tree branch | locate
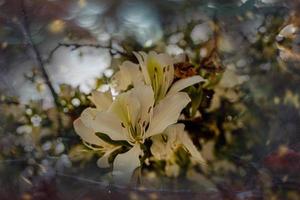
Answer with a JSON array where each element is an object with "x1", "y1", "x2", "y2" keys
[
  {"x1": 19, "y1": 0, "x2": 62, "y2": 133},
  {"x1": 46, "y1": 42, "x2": 131, "y2": 63},
  {"x1": 19, "y1": 0, "x2": 60, "y2": 109},
  {"x1": 0, "y1": 97, "x2": 20, "y2": 105}
]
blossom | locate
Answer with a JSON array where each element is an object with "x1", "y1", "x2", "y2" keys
[
  {"x1": 151, "y1": 124, "x2": 206, "y2": 177},
  {"x1": 74, "y1": 84, "x2": 191, "y2": 181},
  {"x1": 113, "y1": 51, "x2": 205, "y2": 102},
  {"x1": 111, "y1": 61, "x2": 143, "y2": 92}
]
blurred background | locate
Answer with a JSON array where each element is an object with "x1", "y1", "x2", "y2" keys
[{"x1": 0, "y1": 0, "x2": 300, "y2": 199}]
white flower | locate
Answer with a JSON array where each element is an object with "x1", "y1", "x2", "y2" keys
[
  {"x1": 111, "y1": 61, "x2": 143, "y2": 92},
  {"x1": 151, "y1": 124, "x2": 206, "y2": 169},
  {"x1": 113, "y1": 51, "x2": 205, "y2": 102},
  {"x1": 88, "y1": 90, "x2": 113, "y2": 111},
  {"x1": 74, "y1": 84, "x2": 191, "y2": 182}
]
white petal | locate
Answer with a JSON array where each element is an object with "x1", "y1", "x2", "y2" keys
[
  {"x1": 121, "y1": 60, "x2": 140, "y2": 73},
  {"x1": 79, "y1": 108, "x2": 98, "y2": 127},
  {"x1": 92, "y1": 112, "x2": 127, "y2": 141},
  {"x1": 112, "y1": 61, "x2": 142, "y2": 92},
  {"x1": 109, "y1": 90, "x2": 141, "y2": 127},
  {"x1": 97, "y1": 153, "x2": 110, "y2": 168},
  {"x1": 150, "y1": 135, "x2": 169, "y2": 160},
  {"x1": 164, "y1": 65, "x2": 175, "y2": 94},
  {"x1": 73, "y1": 118, "x2": 107, "y2": 147},
  {"x1": 164, "y1": 123, "x2": 207, "y2": 165},
  {"x1": 163, "y1": 124, "x2": 183, "y2": 154},
  {"x1": 122, "y1": 61, "x2": 144, "y2": 87},
  {"x1": 89, "y1": 90, "x2": 112, "y2": 111},
  {"x1": 157, "y1": 52, "x2": 175, "y2": 90},
  {"x1": 97, "y1": 146, "x2": 122, "y2": 168},
  {"x1": 168, "y1": 75, "x2": 205, "y2": 96},
  {"x1": 146, "y1": 92, "x2": 191, "y2": 137},
  {"x1": 113, "y1": 144, "x2": 142, "y2": 184},
  {"x1": 131, "y1": 84, "x2": 154, "y2": 123},
  {"x1": 111, "y1": 70, "x2": 131, "y2": 92},
  {"x1": 133, "y1": 52, "x2": 151, "y2": 84},
  {"x1": 181, "y1": 132, "x2": 206, "y2": 165},
  {"x1": 156, "y1": 52, "x2": 174, "y2": 70},
  {"x1": 165, "y1": 124, "x2": 185, "y2": 144}
]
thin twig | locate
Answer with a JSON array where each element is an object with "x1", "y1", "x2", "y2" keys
[
  {"x1": 19, "y1": 0, "x2": 62, "y2": 132},
  {"x1": 19, "y1": 1, "x2": 60, "y2": 108},
  {"x1": 46, "y1": 42, "x2": 131, "y2": 63},
  {"x1": 0, "y1": 98, "x2": 20, "y2": 105}
]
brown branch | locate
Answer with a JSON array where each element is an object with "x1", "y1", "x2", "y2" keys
[
  {"x1": 46, "y1": 42, "x2": 131, "y2": 63},
  {"x1": 19, "y1": 1, "x2": 60, "y2": 109},
  {"x1": 19, "y1": 0, "x2": 62, "y2": 133},
  {"x1": 0, "y1": 98, "x2": 20, "y2": 105}
]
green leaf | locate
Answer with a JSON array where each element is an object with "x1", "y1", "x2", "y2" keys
[{"x1": 188, "y1": 86, "x2": 203, "y2": 117}]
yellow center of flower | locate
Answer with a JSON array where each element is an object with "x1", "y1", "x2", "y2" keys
[
  {"x1": 147, "y1": 57, "x2": 171, "y2": 102},
  {"x1": 121, "y1": 104, "x2": 146, "y2": 145}
]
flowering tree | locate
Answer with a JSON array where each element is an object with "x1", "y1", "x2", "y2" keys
[{"x1": 0, "y1": 0, "x2": 300, "y2": 199}]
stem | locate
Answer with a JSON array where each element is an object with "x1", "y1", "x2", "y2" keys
[
  {"x1": 19, "y1": 1, "x2": 60, "y2": 109},
  {"x1": 46, "y1": 42, "x2": 131, "y2": 63},
  {"x1": 19, "y1": 0, "x2": 62, "y2": 133}
]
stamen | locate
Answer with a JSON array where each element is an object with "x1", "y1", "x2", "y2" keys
[
  {"x1": 145, "y1": 122, "x2": 150, "y2": 130},
  {"x1": 121, "y1": 122, "x2": 125, "y2": 128},
  {"x1": 147, "y1": 106, "x2": 152, "y2": 113}
]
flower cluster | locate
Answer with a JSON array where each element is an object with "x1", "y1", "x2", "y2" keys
[{"x1": 74, "y1": 51, "x2": 206, "y2": 182}]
